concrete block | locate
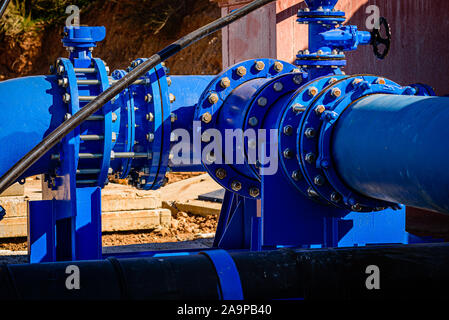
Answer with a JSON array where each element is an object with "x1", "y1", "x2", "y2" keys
[
  {"x1": 175, "y1": 200, "x2": 221, "y2": 217},
  {"x1": 0, "y1": 197, "x2": 28, "y2": 218},
  {"x1": 0, "y1": 217, "x2": 27, "y2": 238},
  {"x1": 101, "y1": 209, "x2": 172, "y2": 232},
  {"x1": 0, "y1": 183, "x2": 25, "y2": 197}
]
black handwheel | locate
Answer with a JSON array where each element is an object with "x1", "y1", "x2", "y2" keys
[{"x1": 370, "y1": 17, "x2": 391, "y2": 60}]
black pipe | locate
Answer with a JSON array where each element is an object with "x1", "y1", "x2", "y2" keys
[
  {"x1": 0, "y1": 0, "x2": 10, "y2": 19},
  {"x1": 1, "y1": 244, "x2": 449, "y2": 300},
  {"x1": 0, "y1": 0, "x2": 275, "y2": 194}
]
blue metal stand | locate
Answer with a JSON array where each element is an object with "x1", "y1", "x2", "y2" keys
[{"x1": 29, "y1": 187, "x2": 101, "y2": 263}]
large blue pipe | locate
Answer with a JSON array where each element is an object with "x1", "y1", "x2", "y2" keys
[
  {"x1": 0, "y1": 75, "x2": 64, "y2": 179},
  {"x1": 332, "y1": 94, "x2": 449, "y2": 214}
]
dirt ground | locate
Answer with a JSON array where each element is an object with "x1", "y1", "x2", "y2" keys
[{"x1": 0, "y1": 210, "x2": 217, "y2": 252}]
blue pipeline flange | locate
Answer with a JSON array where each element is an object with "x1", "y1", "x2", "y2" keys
[
  {"x1": 243, "y1": 71, "x2": 305, "y2": 180},
  {"x1": 278, "y1": 74, "x2": 345, "y2": 199},
  {"x1": 295, "y1": 74, "x2": 417, "y2": 213},
  {"x1": 113, "y1": 58, "x2": 172, "y2": 190},
  {"x1": 53, "y1": 55, "x2": 113, "y2": 189},
  {"x1": 194, "y1": 59, "x2": 298, "y2": 198}
]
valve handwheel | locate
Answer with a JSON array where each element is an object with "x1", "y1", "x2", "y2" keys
[{"x1": 370, "y1": 17, "x2": 391, "y2": 60}]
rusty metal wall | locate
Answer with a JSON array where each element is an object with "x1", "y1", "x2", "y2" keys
[{"x1": 215, "y1": 0, "x2": 449, "y2": 94}]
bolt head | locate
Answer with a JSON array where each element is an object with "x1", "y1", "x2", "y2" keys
[
  {"x1": 167, "y1": 77, "x2": 172, "y2": 86},
  {"x1": 283, "y1": 125, "x2": 293, "y2": 136},
  {"x1": 58, "y1": 78, "x2": 68, "y2": 87},
  {"x1": 292, "y1": 170, "x2": 302, "y2": 181},
  {"x1": 248, "y1": 117, "x2": 258, "y2": 127},
  {"x1": 111, "y1": 132, "x2": 117, "y2": 143},
  {"x1": 236, "y1": 66, "x2": 247, "y2": 77},
  {"x1": 231, "y1": 180, "x2": 242, "y2": 192},
  {"x1": 375, "y1": 78, "x2": 386, "y2": 85},
  {"x1": 64, "y1": 113, "x2": 71, "y2": 121},
  {"x1": 257, "y1": 97, "x2": 268, "y2": 107},
  {"x1": 314, "y1": 175, "x2": 325, "y2": 186},
  {"x1": 147, "y1": 133, "x2": 155, "y2": 142},
  {"x1": 145, "y1": 94, "x2": 153, "y2": 103},
  {"x1": 273, "y1": 61, "x2": 284, "y2": 73},
  {"x1": 292, "y1": 103, "x2": 306, "y2": 113},
  {"x1": 351, "y1": 204, "x2": 362, "y2": 212},
  {"x1": 308, "y1": 87, "x2": 318, "y2": 97},
  {"x1": 249, "y1": 187, "x2": 260, "y2": 198},
  {"x1": 293, "y1": 74, "x2": 303, "y2": 85},
  {"x1": 331, "y1": 192, "x2": 341, "y2": 202},
  {"x1": 62, "y1": 93, "x2": 71, "y2": 103},
  {"x1": 331, "y1": 87, "x2": 341, "y2": 98},
  {"x1": 315, "y1": 105, "x2": 326, "y2": 115},
  {"x1": 307, "y1": 187, "x2": 318, "y2": 198},
  {"x1": 305, "y1": 128, "x2": 316, "y2": 138},
  {"x1": 283, "y1": 148, "x2": 293, "y2": 159},
  {"x1": 57, "y1": 65, "x2": 65, "y2": 75},
  {"x1": 352, "y1": 78, "x2": 363, "y2": 87},
  {"x1": 273, "y1": 82, "x2": 284, "y2": 92},
  {"x1": 112, "y1": 112, "x2": 118, "y2": 122},
  {"x1": 169, "y1": 93, "x2": 176, "y2": 103},
  {"x1": 171, "y1": 113, "x2": 177, "y2": 122},
  {"x1": 220, "y1": 77, "x2": 231, "y2": 88},
  {"x1": 305, "y1": 152, "x2": 316, "y2": 164},
  {"x1": 254, "y1": 61, "x2": 265, "y2": 71},
  {"x1": 202, "y1": 112, "x2": 212, "y2": 124},
  {"x1": 208, "y1": 93, "x2": 219, "y2": 104},
  {"x1": 216, "y1": 168, "x2": 227, "y2": 179},
  {"x1": 146, "y1": 112, "x2": 154, "y2": 122}
]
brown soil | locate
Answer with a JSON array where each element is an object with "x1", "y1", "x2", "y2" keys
[
  {"x1": 0, "y1": 0, "x2": 222, "y2": 79},
  {"x1": 0, "y1": 211, "x2": 217, "y2": 251},
  {"x1": 103, "y1": 211, "x2": 217, "y2": 246}
]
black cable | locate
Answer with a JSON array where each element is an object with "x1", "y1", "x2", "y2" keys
[
  {"x1": 0, "y1": 0, "x2": 11, "y2": 19},
  {"x1": 0, "y1": 0, "x2": 275, "y2": 194}
]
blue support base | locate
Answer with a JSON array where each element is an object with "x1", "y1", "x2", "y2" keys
[{"x1": 28, "y1": 187, "x2": 102, "y2": 263}]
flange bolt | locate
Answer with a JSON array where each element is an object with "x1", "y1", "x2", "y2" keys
[
  {"x1": 220, "y1": 77, "x2": 231, "y2": 88},
  {"x1": 236, "y1": 66, "x2": 247, "y2": 77},
  {"x1": 231, "y1": 180, "x2": 242, "y2": 191},
  {"x1": 273, "y1": 61, "x2": 284, "y2": 73},
  {"x1": 216, "y1": 168, "x2": 227, "y2": 180},
  {"x1": 202, "y1": 112, "x2": 212, "y2": 123},
  {"x1": 254, "y1": 61, "x2": 265, "y2": 71},
  {"x1": 249, "y1": 187, "x2": 260, "y2": 198},
  {"x1": 208, "y1": 93, "x2": 219, "y2": 104}
]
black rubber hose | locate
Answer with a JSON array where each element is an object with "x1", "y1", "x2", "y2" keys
[
  {"x1": 0, "y1": 0, "x2": 10, "y2": 19},
  {"x1": 0, "y1": 0, "x2": 275, "y2": 194},
  {"x1": 1, "y1": 245, "x2": 449, "y2": 300}
]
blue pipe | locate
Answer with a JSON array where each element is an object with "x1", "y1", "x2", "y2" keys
[
  {"x1": 168, "y1": 75, "x2": 214, "y2": 172},
  {"x1": 332, "y1": 94, "x2": 449, "y2": 214},
  {"x1": 0, "y1": 75, "x2": 64, "y2": 179}
]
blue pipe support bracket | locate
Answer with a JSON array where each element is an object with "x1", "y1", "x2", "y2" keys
[{"x1": 332, "y1": 94, "x2": 449, "y2": 214}]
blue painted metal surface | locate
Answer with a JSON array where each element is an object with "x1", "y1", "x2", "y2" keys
[
  {"x1": 1, "y1": 0, "x2": 447, "y2": 266},
  {"x1": 332, "y1": 94, "x2": 449, "y2": 214},
  {"x1": 200, "y1": 250, "x2": 244, "y2": 300}
]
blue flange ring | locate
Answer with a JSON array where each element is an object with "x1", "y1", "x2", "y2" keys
[
  {"x1": 279, "y1": 75, "x2": 345, "y2": 198},
  {"x1": 298, "y1": 74, "x2": 416, "y2": 212},
  {"x1": 195, "y1": 59, "x2": 298, "y2": 198}
]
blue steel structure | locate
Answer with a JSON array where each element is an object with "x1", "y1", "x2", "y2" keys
[{"x1": 0, "y1": 0, "x2": 447, "y2": 266}]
